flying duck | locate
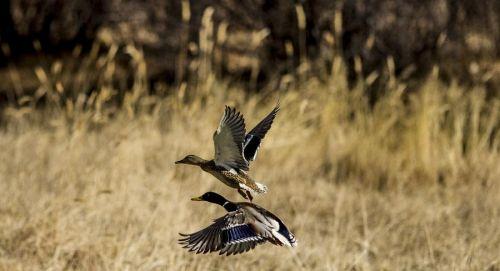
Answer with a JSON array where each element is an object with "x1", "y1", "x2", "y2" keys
[
  {"x1": 175, "y1": 104, "x2": 279, "y2": 201},
  {"x1": 179, "y1": 192, "x2": 297, "y2": 255}
]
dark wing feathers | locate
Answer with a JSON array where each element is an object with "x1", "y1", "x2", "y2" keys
[
  {"x1": 222, "y1": 106, "x2": 246, "y2": 151},
  {"x1": 213, "y1": 106, "x2": 249, "y2": 170},
  {"x1": 243, "y1": 105, "x2": 279, "y2": 162},
  {"x1": 179, "y1": 216, "x2": 227, "y2": 253},
  {"x1": 179, "y1": 210, "x2": 266, "y2": 255},
  {"x1": 219, "y1": 233, "x2": 265, "y2": 256},
  {"x1": 213, "y1": 104, "x2": 280, "y2": 167},
  {"x1": 226, "y1": 224, "x2": 256, "y2": 243},
  {"x1": 247, "y1": 105, "x2": 280, "y2": 138}
]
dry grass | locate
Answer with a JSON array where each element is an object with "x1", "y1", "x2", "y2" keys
[
  {"x1": 0, "y1": 16, "x2": 499, "y2": 267},
  {"x1": 0, "y1": 66, "x2": 499, "y2": 270}
]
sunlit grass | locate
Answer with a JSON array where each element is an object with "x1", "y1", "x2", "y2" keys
[
  {"x1": 0, "y1": 10, "x2": 499, "y2": 267},
  {"x1": 0, "y1": 62, "x2": 498, "y2": 270}
]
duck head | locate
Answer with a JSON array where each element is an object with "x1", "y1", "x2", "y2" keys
[
  {"x1": 191, "y1": 192, "x2": 227, "y2": 204},
  {"x1": 175, "y1": 155, "x2": 207, "y2": 166},
  {"x1": 191, "y1": 192, "x2": 238, "y2": 211}
]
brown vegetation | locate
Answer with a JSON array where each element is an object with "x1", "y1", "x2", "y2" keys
[
  {"x1": 0, "y1": 50, "x2": 499, "y2": 269},
  {"x1": 0, "y1": 1, "x2": 499, "y2": 270}
]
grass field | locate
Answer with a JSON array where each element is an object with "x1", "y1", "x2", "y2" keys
[{"x1": 0, "y1": 56, "x2": 499, "y2": 270}]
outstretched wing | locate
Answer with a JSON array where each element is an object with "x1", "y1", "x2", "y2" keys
[
  {"x1": 243, "y1": 104, "x2": 280, "y2": 162},
  {"x1": 178, "y1": 210, "x2": 266, "y2": 255},
  {"x1": 213, "y1": 106, "x2": 249, "y2": 171}
]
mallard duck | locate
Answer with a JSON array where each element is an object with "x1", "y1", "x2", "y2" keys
[
  {"x1": 179, "y1": 192, "x2": 297, "y2": 255},
  {"x1": 175, "y1": 104, "x2": 279, "y2": 201}
]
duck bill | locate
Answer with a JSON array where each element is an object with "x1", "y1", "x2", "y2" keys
[
  {"x1": 191, "y1": 196, "x2": 203, "y2": 201},
  {"x1": 175, "y1": 158, "x2": 186, "y2": 164}
]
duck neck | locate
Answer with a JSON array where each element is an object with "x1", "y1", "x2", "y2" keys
[
  {"x1": 221, "y1": 201, "x2": 238, "y2": 212},
  {"x1": 199, "y1": 159, "x2": 215, "y2": 169},
  {"x1": 193, "y1": 157, "x2": 210, "y2": 167},
  {"x1": 208, "y1": 193, "x2": 238, "y2": 212}
]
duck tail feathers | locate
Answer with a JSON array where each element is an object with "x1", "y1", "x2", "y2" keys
[
  {"x1": 255, "y1": 182, "x2": 268, "y2": 193},
  {"x1": 272, "y1": 229, "x2": 297, "y2": 247}
]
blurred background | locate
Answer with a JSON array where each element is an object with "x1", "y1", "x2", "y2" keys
[{"x1": 0, "y1": 0, "x2": 499, "y2": 270}]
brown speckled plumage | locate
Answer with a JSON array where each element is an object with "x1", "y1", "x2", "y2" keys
[{"x1": 175, "y1": 104, "x2": 278, "y2": 201}]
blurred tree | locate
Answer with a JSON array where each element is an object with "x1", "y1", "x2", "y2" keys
[{"x1": 0, "y1": 0, "x2": 498, "y2": 101}]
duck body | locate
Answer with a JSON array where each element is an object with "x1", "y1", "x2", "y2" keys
[
  {"x1": 176, "y1": 157, "x2": 267, "y2": 200},
  {"x1": 233, "y1": 202, "x2": 296, "y2": 247},
  {"x1": 200, "y1": 160, "x2": 248, "y2": 189},
  {"x1": 176, "y1": 104, "x2": 278, "y2": 200},
  {"x1": 179, "y1": 192, "x2": 297, "y2": 255}
]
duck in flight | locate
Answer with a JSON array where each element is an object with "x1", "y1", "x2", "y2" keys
[
  {"x1": 179, "y1": 192, "x2": 297, "y2": 255},
  {"x1": 175, "y1": 104, "x2": 279, "y2": 201}
]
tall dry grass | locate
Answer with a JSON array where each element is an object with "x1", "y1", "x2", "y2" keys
[
  {"x1": 0, "y1": 56, "x2": 499, "y2": 270},
  {"x1": 0, "y1": 10, "x2": 499, "y2": 269}
]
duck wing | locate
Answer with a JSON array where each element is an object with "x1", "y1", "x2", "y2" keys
[
  {"x1": 240, "y1": 203, "x2": 297, "y2": 247},
  {"x1": 178, "y1": 209, "x2": 266, "y2": 255},
  {"x1": 213, "y1": 106, "x2": 249, "y2": 171},
  {"x1": 243, "y1": 104, "x2": 279, "y2": 162}
]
